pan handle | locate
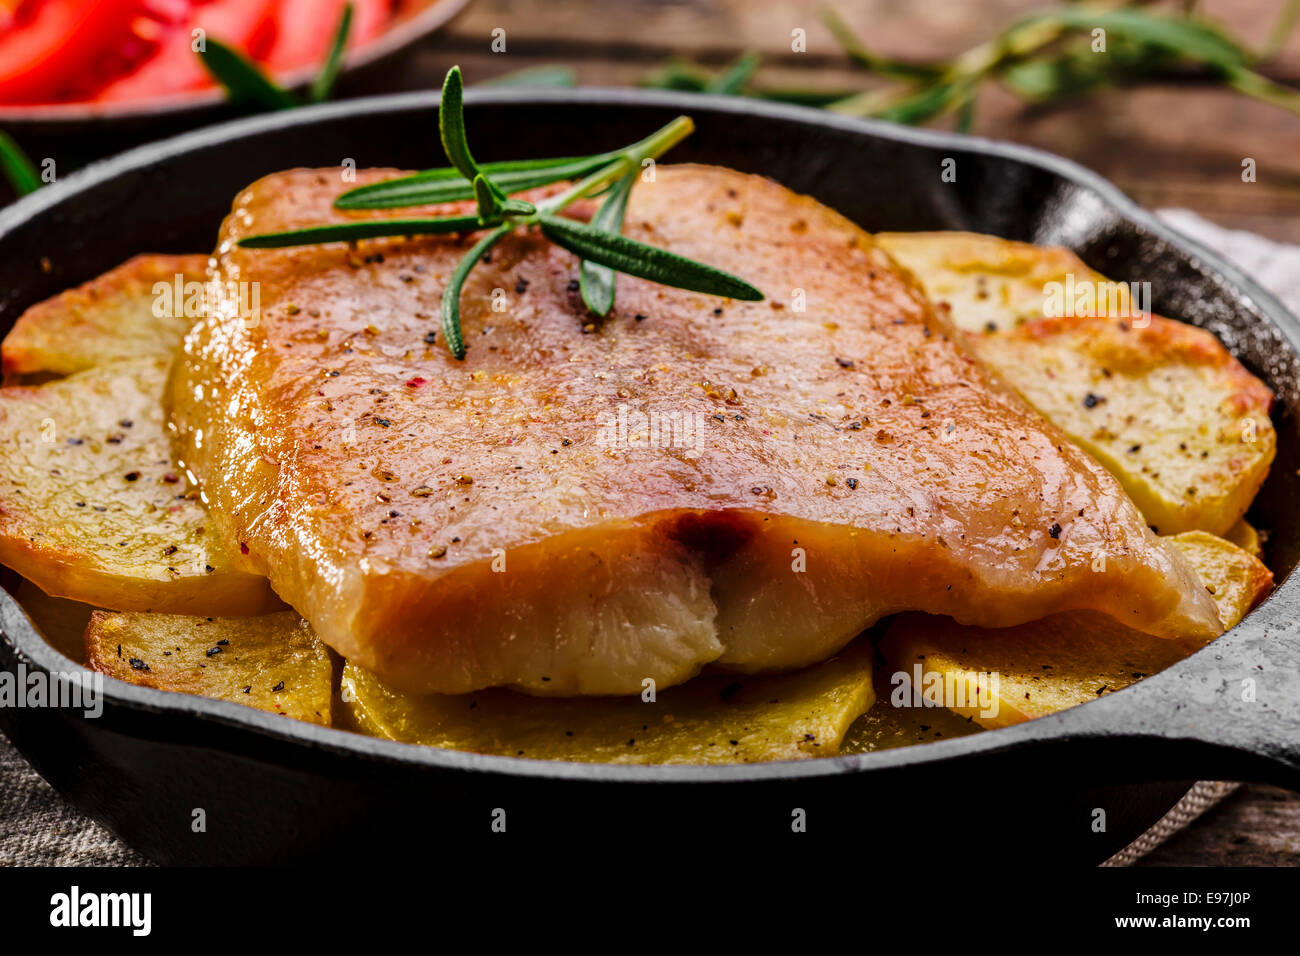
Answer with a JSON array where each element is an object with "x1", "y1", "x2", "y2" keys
[{"x1": 1037, "y1": 601, "x2": 1300, "y2": 791}]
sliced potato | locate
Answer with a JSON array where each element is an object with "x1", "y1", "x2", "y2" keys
[
  {"x1": 878, "y1": 531, "x2": 1271, "y2": 729},
  {"x1": 1224, "y1": 518, "x2": 1263, "y2": 559},
  {"x1": 85, "y1": 610, "x2": 333, "y2": 725},
  {"x1": 878, "y1": 230, "x2": 1095, "y2": 334},
  {"x1": 0, "y1": 357, "x2": 280, "y2": 614},
  {"x1": 2, "y1": 253, "x2": 205, "y2": 381},
  {"x1": 342, "y1": 638, "x2": 875, "y2": 764},
  {"x1": 879, "y1": 610, "x2": 1190, "y2": 730},
  {"x1": 1167, "y1": 530, "x2": 1273, "y2": 630},
  {"x1": 879, "y1": 231, "x2": 1276, "y2": 536},
  {"x1": 840, "y1": 697, "x2": 981, "y2": 753},
  {"x1": 971, "y1": 315, "x2": 1274, "y2": 536}
]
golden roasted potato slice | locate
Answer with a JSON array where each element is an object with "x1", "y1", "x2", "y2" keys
[
  {"x1": 1224, "y1": 518, "x2": 1263, "y2": 559},
  {"x1": 3, "y1": 253, "x2": 205, "y2": 379},
  {"x1": 878, "y1": 531, "x2": 1271, "y2": 730},
  {"x1": 342, "y1": 638, "x2": 875, "y2": 764},
  {"x1": 879, "y1": 610, "x2": 1190, "y2": 730},
  {"x1": 2, "y1": 254, "x2": 205, "y2": 381},
  {"x1": 970, "y1": 315, "x2": 1274, "y2": 536},
  {"x1": 0, "y1": 357, "x2": 280, "y2": 614},
  {"x1": 1167, "y1": 530, "x2": 1273, "y2": 629},
  {"x1": 841, "y1": 697, "x2": 981, "y2": 753},
  {"x1": 85, "y1": 610, "x2": 333, "y2": 725},
  {"x1": 878, "y1": 231, "x2": 1276, "y2": 536},
  {"x1": 878, "y1": 230, "x2": 1095, "y2": 333}
]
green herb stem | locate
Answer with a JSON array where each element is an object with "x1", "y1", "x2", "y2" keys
[
  {"x1": 441, "y1": 223, "x2": 511, "y2": 359},
  {"x1": 540, "y1": 116, "x2": 694, "y2": 213},
  {"x1": 241, "y1": 66, "x2": 758, "y2": 360}
]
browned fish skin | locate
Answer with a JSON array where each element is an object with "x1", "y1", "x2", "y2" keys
[{"x1": 169, "y1": 164, "x2": 1220, "y2": 695}]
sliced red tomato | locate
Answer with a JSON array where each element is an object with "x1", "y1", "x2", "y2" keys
[
  {"x1": 264, "y1": 0, "x2": 393, "y2": 74},
  {"x1": 96, "y1": 0, "x2": 279, "y2": 101},
  {"x1": 0, "y1": 0, "x2": 149, "y2": 104}
]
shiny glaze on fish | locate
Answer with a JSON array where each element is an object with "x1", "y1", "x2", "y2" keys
[{"x1": 168, "y1": 164, "x2": 1220, "y2": 695}]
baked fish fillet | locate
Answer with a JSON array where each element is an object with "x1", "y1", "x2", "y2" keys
[{"x1": 169, "y1": 164, "x2": 1221, "y2": 695}]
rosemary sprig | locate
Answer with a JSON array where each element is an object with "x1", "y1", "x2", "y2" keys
[
  {"x1": 826, "y1": 2, "x2": 1300, "y2": 121},
  {"x1": 238, "y1": 65, "x2": 764, "y2": 359},
  {"x1": 642, "y1": 2, "x2": 1300, "y2": 128}
]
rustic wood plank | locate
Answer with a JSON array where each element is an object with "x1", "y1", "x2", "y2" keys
[
  {"x1": 1139, "y1": 785, "x2": 1300, "y2": 866},
  {"x1": 442, "y1": 0, "x2": 1300, "y2": 76},
  {"x1": 388, "y1": 0, "x2": 1300, "y2": 243}
]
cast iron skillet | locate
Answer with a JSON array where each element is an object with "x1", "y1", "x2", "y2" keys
[{"x1": 1, "y1": 90, "x2": 1298, "y2": 866}]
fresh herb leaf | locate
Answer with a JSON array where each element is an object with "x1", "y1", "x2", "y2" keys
[
  {"x1": 580, "y1": 171, "x2": 636, "y2": 316},
  {"x1": 705, "y1": 52, "x2": 760, "y2": 95},
  {"x1": 237, "y1": 216, "x2": 483, "y2": 248},
  {"x1": 481, "y1": 65, "x2": 578, "y2": 87},
  {"x1": 1224, "y1": 65, "x2": 1300, "y2": 116},
  {"x1": 334, "y1": 153, "x2": 622, "y2": 209},
  {"x1": 198, "y1": 38, "x2": 297, "y2": 110},
  {"x1": 1052, "y1": 8, "x2": 1248, "y2": 70},
  {"x1": 472, "y1": 173, "x2": 504, "y2": 223},
  {"x1": 540, "y1": 213, "x2": 763, "y2": 302},
  {"x1": 241, "y1": 67, "x2": 760, "y2": 359},
  {"x1": 501, "y1": 198, "x2": 538, "y2": 217},
  {"x1": 955, "y1": 92, "x2": 975, "y2": 134},
  {"x1": 310, "y1": 2, "x2": 354, "y2": 104},
  {"x1": 821, "y1": 8, "x2": 944, "y2": 80},
  {"x1": 874, "y1": 81, "x2": 964, "y2": 124},
  {"x1": 0, "y1": 130, "x2": 41, "y2": 196},
  {"x1": 756, "y1": 87, "x2": 857, "y2": 107},
  {"x1": 1264, "y1": 0, "x2": 1300, "y2": 58},
  {"x1": 442, "y1": 224, "x2": 512, "y2": 359},
  {"x1": 439, "y1": 66, "x2": 507, "y2": 211},
  {"x1": 643, "y1": 60, "x2": 711, "y2": 92},
  {"x1": 673, "y1": 4, "x2": 1300, "y2": 133}
]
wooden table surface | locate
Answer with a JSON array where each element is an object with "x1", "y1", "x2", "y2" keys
[
  {"x1": 377, "y1": 0, "x2": 1300, "y2": 245},
  {"x1": 398, "y1": 0, "x2": 1300, "y2": 866}
]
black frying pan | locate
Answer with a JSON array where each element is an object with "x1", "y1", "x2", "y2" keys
[{"x1": 1, "y1": 90, "x2": 1297, "y2": 866}]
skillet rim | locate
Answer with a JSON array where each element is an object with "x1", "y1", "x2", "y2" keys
[{"x1": 1, "y1": 86, "x2": 1297, "y2": 786}]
